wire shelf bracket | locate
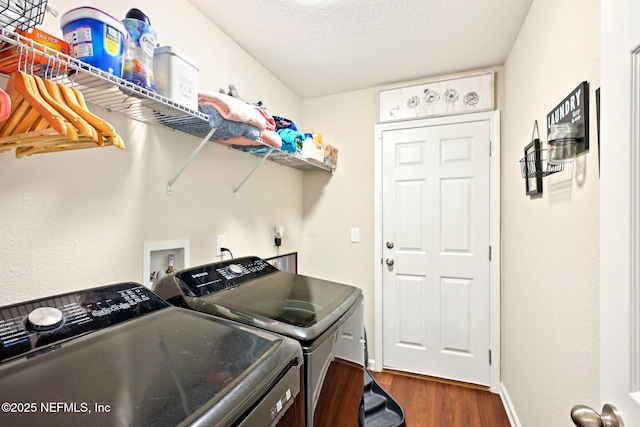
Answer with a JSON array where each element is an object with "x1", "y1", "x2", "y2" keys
[
  {"x1": 232, "y1": 147, "x2": 275, "y2": 199},
  {"x1": 167, "y1": 127, "x2": 217, "y2": 195}
]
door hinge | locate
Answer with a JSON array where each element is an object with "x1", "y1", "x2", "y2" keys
[
  {"x1": 489, "y1": 349, "x2": 492, "y2": 366},
  {"x1": 489, "y1": 246, "x2": 492, "y2": 262},
  {"x1": 489, "y1": 140, "x2": 492, "y2": 156}
]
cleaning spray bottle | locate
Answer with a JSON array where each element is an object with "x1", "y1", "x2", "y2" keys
[{"x1": 121, "y1": 8, "x2": 156, "y2": 91}]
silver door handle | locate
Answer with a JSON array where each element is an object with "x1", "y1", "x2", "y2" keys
[
  {"x1": 386, "y1": 241, "x2": 394, "y2": 249},
  {"x1": 571, "y1": 403, "x2": 624, "y2": 427},
  {"x1": 386, "y1": 258, "x2": 394, "y2": 266}
]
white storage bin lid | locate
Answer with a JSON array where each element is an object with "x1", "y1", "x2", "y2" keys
[{"x1": 154, "y1": 46, "x2": 199, "y2": 71}]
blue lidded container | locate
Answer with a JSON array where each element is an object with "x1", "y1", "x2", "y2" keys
[{"x1": 60, "y1": 7, "x2": 127, "y2": 77}]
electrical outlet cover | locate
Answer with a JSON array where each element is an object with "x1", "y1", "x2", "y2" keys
[{"x1": 216, "y1": 235, "x2": 226, "y2": 256}]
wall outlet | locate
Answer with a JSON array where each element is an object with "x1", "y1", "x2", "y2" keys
[{"x1": 216, "y1": 234, "x2": 226, "y2": 256}]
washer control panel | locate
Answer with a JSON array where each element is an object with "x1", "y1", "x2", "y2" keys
[
  {"x1": 0, "y1": 283, "x2": 168, "y2": 363},
  {"x1": 175, "y1": 256, "x2": 279, "y2": 297}
]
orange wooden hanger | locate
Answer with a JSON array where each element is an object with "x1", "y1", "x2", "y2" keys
[
  {"x1": 0, "y1": 97, "x2": 32, "y2": 138},
  {"x1": 58, "y1": 84, "x2": 124, "y2": 149},
  {"x1": 35, "y1": 76, "x2": 98, "y2": 143},
  {"x1": 0, "y1": 71, "x2": 125, "y2": 156},
  {"x1": 5, "y1": 71, "x2": 71, "y2": 139}
]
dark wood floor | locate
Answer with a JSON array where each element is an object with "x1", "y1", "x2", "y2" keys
[{"x1": 371, "y1": 370, "x2": 511, "y2": 427}]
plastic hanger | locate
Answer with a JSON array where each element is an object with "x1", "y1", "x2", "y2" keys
[{"x1": 0, "y1": 88, "x2": 10, "y2": 122}]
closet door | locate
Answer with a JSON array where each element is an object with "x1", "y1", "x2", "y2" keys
[{"x1": 380, "y1": 117, "x2": 491, "y2": 386}]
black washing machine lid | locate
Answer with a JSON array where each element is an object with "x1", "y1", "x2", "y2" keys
[
  {"x1": 172, "y1": 257, "x2": 362, "y2": 342},
  {"x1": 0, "y1": 283, "x2": 302, "y2": 426}
]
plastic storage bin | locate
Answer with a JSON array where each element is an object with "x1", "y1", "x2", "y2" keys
[{"x1": 153, "y1": 46, "x2": 199, "y2": 110}]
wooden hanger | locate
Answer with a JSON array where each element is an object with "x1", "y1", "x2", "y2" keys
[
  {"x1": 4, "y1": 71, "x2": 72, "y2": 139},
  {"x1": 0, "y1": 79, "x2": 35, "y2": 138},
  {"x1": 0, "y1": 71, "x2": 125, "y2": 156},
  {"x1": 35, "y1": 76, "x2": 98, "y2": 143},
  {"x1": 16, "y1": 136, "x2": 103, "y2": 157},
  {"x1": 0, "y1": 97, "x2": 32, "y2": 138},
  {"x1": 71, "y1": 85, "x2": 124, "y2": 150},
  {"x1": 58, "y1": 84, "x2": 124, "y2": 149}
]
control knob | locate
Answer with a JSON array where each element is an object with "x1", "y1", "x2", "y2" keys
[
  {"x1": 228, "y1": 264, "x2": 244, "y2": 275},
  {"x1": 26, "y1": 307, "x2": 64, "y2": 331}
]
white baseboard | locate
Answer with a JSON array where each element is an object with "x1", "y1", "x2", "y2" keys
[
  {"x1": 367, "y1": 358, "x2": 376, "y2": 370},
  {"x1": 499, "y1": 382, "x2": 521, "y2": 427}
]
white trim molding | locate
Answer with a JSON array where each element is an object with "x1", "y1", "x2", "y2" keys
[
  {"x1": 630, "y1": 44, "x2": 640, "y2": 398},
  {"x1": 500, "y1": 382, "x2": 522, "y2": 427}
]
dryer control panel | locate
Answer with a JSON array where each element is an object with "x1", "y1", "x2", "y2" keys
[
  {"x1": 175, "y1": 256, "x2": 279, "y2": 297},
  {"x1": 0, "y1": 283, "x2": 168, "y2": 363}
]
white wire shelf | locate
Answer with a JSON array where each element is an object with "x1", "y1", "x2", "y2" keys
[{"x1": 0, "y1": 26, "x2": 334, "y2": 176}]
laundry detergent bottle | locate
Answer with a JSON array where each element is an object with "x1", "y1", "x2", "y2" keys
[{"x1": 121, "y1": 8, "x2": 156, "y2": 91}]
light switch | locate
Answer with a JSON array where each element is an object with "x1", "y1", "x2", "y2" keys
[{"x1": 351, "y1": 228, "x2": 360, "y2": 243}]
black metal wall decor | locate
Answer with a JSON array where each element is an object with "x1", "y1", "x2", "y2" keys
[
  {"x1": 520, "y1": 121, "x2": 564, "y2": 196},
  {"x1": 596, "y1": 87, "x2": 600, "y2": 176},
  {"x1": 546, "y1": 81, "x2": 590, "y2": 154},
  {"x1": 523, "y1": 138, "x2": 543, "y2": 196}
]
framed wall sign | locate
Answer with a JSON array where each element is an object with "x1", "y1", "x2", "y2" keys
[
  {"x1": 524, "y1": 138, "x2": 543, "y2": 196},
  {"x1": 377, "y1": 70, "x2": 495, "y2": 123},
  {"x1": 546, "y1": 81, "x2": 590, "y2": 154}
]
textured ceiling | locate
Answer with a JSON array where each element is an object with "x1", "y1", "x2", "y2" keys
[{"x1": 187, "y1": 0, "x2": 533, "y2": 99}]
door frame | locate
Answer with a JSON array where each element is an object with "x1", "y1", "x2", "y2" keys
[
  {"x1": 600, "y1": 0, "x2": 640, "y2": 420},
  {"x1": 373, "y1": 110, "x2": 501, "y2": 392}
]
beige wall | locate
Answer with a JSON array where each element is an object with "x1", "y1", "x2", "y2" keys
[
  {"x1": 501, "y1": 0, "x2": 600, "y2": 424},
  {"x1": 0, "y1": 0, "x2": 305, "y2": 305},
  {"x1": 299, "y1": 89, "x2": 378, "y2": 342}
]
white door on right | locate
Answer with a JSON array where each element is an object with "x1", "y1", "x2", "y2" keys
[
  {"x1": 381, "y1": 118, "x2": 491, "y2": 386},
  {"x1": 594, "y1": 0, "x2": 640, "y2": 426}
]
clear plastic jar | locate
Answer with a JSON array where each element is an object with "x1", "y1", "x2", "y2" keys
[
  {"x1": 548, "y1": 123, "x2": 577, "y2": 164},
  {"x1": 122, "y1": 8, "x2": 157, "y2": 91}
]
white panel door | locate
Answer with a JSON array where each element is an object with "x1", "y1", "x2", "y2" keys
[
  {"x1": 594, "y1": 0, "x2": 640, "y2": 425},
  {"x1": 381, "y1": 119, "x2": 491, "y2": 386}
]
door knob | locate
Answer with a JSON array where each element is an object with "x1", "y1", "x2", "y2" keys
[
  {"x1": 571, "y1": 403, "x2": 624, "y2": 427},
  {"x1": 386, "y1": 241, "x2": 394, "y2": 249},
  {"x1": 386, "y1": 258, "x2": 394, "y2": 266}
]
